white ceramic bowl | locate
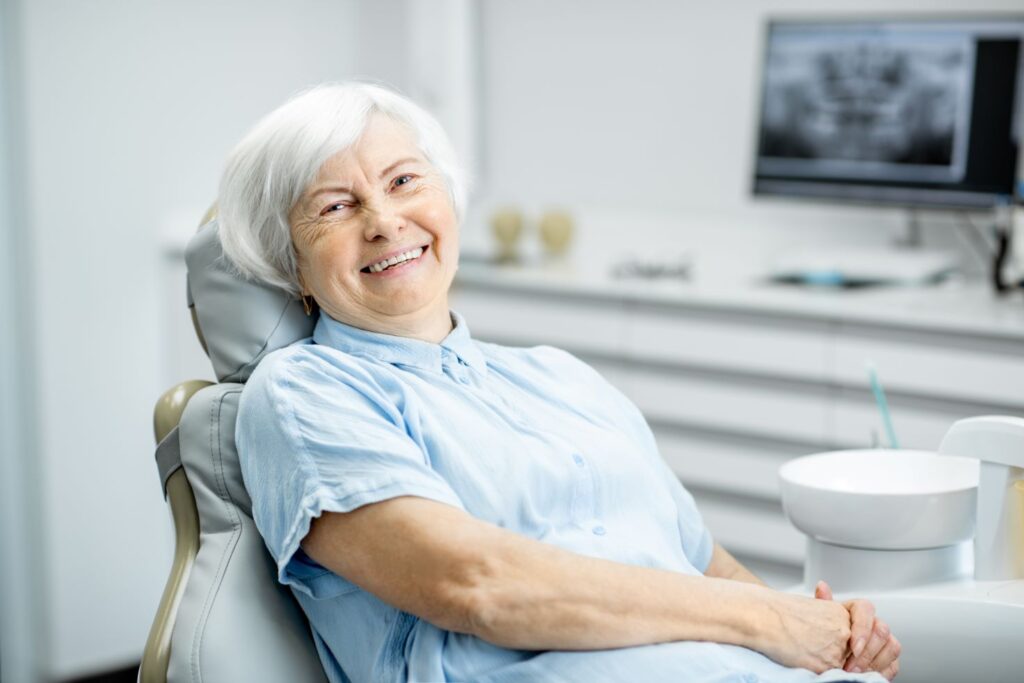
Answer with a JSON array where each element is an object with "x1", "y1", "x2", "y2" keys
[{"x1": 779, "y1": 450, "x2": 979, "y2": 550}]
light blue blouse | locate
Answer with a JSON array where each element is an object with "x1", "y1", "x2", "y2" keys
[{"x1": 237, "y1": 312, "x2": 882, "y2": 683}]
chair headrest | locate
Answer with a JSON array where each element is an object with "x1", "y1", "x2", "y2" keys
[{"x1": 186, "y1": 220, "x2": 316, "y2": 382}]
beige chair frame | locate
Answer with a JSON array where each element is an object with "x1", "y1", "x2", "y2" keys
[
  {"x1": 140, "y1": 379, "x2": 212, "y2": 683},
  {"x1": 140, "y1": 205, "x2": 221, "y2": 683}
]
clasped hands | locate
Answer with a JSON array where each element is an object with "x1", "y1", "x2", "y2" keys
[{"x1": 815, "y1": 580, "x2": 901, "y2": 680}]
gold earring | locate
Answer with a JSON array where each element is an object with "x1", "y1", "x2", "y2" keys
[{"x1": 302, "y1": 295, "x2": 313, "y2": 316}]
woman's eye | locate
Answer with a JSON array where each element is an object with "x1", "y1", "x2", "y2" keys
[
  {"x1": 321, "y1": 202, "x2": 350, "y2": 216},
  {"x1": 393, "y1": 174, "x2": 415, "y2": 189}
]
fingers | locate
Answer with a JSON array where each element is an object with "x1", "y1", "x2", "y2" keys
[
  {"x1": 869, "y1": 635, "x2": 901, "y2": 680},
  {"x1": 843, "y1": 599, "x2": 876, "y2": 660},
  {"x1": 844, "y1": 618, "x2": 891, "y2": 674},
  {"x1": 810, "y1": 588, "x2": 897, "y2": 677},
  {"x1": 880, "y1": 650, "x2": 901, "y2": 681}
]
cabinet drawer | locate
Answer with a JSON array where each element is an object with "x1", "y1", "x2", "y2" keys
[
  {"x1": 691, "y1": 492, "x2": 806, "y2": 566},
  {"x1": 830, "y1": 393, "x2": 967, "y2": 451},
  {"x1": 451, "y1": 287, "x2": 627, "y2": 355},
  {"x1": 624, "y1": 366, "x2": 831, "y2": 444},
  {"x1": 653, "y1": 427, "x2": 808, "y2": 501},
  {"x1": 833, "y1": 327, "x2": 1024, "y2": 407},
  {"x1": 628, "y1": 305, "x2": 830, "y2": 381},
  {"x1": 580, "y1": 357, "x2": 634, "y2": 398}
]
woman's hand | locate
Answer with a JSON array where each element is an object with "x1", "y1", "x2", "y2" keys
[
  {"x1": 756, "y1": 590, "x2": 853, "y2": 673},
  {"x1": 815, "y1": 581, "x2": 901, "y2": 680}
]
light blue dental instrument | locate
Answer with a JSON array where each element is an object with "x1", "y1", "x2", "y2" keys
[{"x1": 865, "y1": 360, "x2": 900, "y2": 449}]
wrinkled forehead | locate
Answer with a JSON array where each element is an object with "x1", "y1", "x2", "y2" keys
[{"x1": 311, "y1": 113, "x2": 426, "y2": 186}]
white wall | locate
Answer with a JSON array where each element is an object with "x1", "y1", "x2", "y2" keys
[
  {"x1": 17, "y1": 1, "x2": 359, "y2": 677},
  {"x1": 471, "y1": 0, "x2": 1024, "y2": 266},
  {"x1": 0, "y1": 1, "x2": 45, "y2": 681}
]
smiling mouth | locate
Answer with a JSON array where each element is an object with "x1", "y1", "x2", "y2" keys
[{"x1": 361, "y1": 244, "x2": 429, "y2": 274}]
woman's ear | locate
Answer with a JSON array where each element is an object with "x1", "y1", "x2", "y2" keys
[{"x1": 293, "y1": 248, "x2": 311, "y2": 296}]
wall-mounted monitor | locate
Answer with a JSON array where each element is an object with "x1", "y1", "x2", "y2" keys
[{"x1": 752, "y1": 17, "x2": 1024, "y2": 208}]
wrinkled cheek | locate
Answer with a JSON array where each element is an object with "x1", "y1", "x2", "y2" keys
[{"x1": 321, "y1": 273, "x2": 355, "y2": 309}]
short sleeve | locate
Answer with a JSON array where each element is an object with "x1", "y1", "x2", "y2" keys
[
  {"x1": 541, "y1": 346, "x2": 715, "y2": 573},
  {"x1": 236, "y1": 345, "x2": 466, "y2": 598}
]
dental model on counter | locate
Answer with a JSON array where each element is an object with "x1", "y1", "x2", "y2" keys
[{"x1": 780, "y1": 416, "x2": 1024, "y2": 683}]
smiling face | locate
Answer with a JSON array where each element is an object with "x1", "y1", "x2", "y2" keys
[{"x1": 289, "y1": 114, "x2": 460, "y2": 341}]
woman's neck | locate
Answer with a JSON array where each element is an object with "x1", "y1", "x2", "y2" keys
[{"x1": 324, "y1": 300, "x2": 454, "y2": 344}]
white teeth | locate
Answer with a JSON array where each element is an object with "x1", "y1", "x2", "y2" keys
[{"x1": 367, "y1": 246, "x2": 424, "y2": 273}]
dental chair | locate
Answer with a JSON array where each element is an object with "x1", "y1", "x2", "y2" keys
[{"x1": 140, "y1": 215, "x2": 328, "y2": 683}]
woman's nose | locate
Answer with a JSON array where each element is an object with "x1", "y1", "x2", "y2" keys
[{"x1": 362, "y1": 203, "x2": 405, "y2": 242}]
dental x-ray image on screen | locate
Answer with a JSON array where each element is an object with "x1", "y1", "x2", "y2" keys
[
  {"x1": 759, "y1": 28, "x2": 974, "y2": 183},
  {"x1": 753, "y1": 18, "x2": 1024, "y2": 208}
]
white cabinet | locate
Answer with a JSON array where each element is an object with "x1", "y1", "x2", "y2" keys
[
  {"x1": 651, "y1": 426, "x2": 796, "y2": 501},
  {"x1": 627, "y1": 304, "x2": 831, "y2": 382},
  {"x1": 623, "y1": 365, "x2": 831, "y2": 445},
  {"x1": 454, "y1": 287, "x2": 629, "y2": 355},
  {"x1": 832, "y1": 325, "x2": 1024, "y2": 409},
  {"x1": 451, "y1": 271, "x2": 1024, "y2": 587}
]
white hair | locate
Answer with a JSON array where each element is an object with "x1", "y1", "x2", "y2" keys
[{"x1": 217, "y1": 81, "x2": 467, "y2": 295}]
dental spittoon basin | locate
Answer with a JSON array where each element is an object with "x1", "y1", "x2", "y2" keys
[
  {"x1": 780, "y1": 450, "x2": 978, "y2": 550},
  {"x1": 779, "y1": 416, "x2": 1024, "y2": 683}
]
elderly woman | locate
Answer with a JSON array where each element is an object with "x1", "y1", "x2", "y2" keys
[{"x1": 220, "y1": 83, "x2": 900, "y2": 683}]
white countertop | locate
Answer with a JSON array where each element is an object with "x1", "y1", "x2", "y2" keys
[{"x1": 454, "y1": 258, "x2": 1024, "y2": 342}]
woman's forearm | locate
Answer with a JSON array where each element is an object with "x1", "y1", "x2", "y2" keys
[
  {"x1": 305, "y1": 497, "x2": 846, "y2": 671},
  {"x1": 468, "y1": 530, "x2": 778, "y2": 652}
]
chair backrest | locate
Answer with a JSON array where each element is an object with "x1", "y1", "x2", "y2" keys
[{"x1": 141, "y1": 219, "x2": 326, "y2": 683}]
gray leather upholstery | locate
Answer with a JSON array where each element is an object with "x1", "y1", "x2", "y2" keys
[
  {"x1": 169, "y1": 385, "x2": 326, "y2": 683},
  {"x1": 185, "y1": 220, "x2": 315, "y2": 382},
  {"x1": 166, "y1": 221, "x2": 327, "y2": 682}
]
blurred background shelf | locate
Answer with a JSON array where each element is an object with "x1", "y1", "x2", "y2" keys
[{"x1": 452, "y1": 266, "x2": 1024, "y2": 587}]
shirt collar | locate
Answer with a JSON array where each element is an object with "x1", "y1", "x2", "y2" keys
[{"x1": 312, "y1": 310, "x2": 487, "y2": 375}]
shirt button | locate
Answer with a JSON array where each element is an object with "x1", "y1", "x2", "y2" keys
[
  {"x1": 572, "y1": 454, "x2": 585, "y2": 467},
  {"x1": 592, "y1": 525, "x2": 606, "y2": 536}
]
